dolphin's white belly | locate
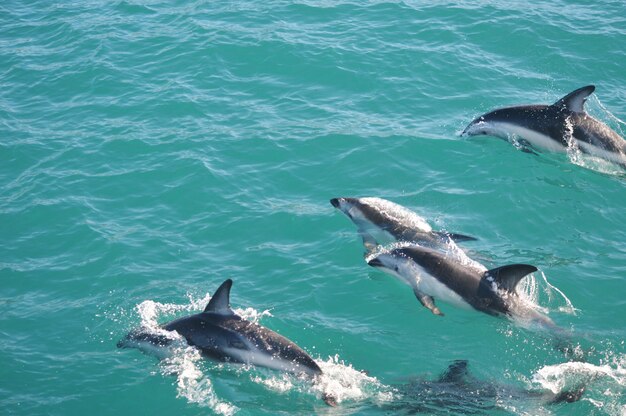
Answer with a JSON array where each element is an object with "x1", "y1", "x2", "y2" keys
[
  {"x1": 395, "y1": 263, "x2": 473, "y2": 311},
  {"x1": 496, "y1": 123, "x2": 567, "y2": 153},
  {"x1": 489, "y1": 122, "x2": 626, "y2": 167},
  {"x1": 349, "y1": 210, "x2": 396, "y2": 243},
  {"x1": 224, "y1": 347, "x2": 313, "y2": 375}
]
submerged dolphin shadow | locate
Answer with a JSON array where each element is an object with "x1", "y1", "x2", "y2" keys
[{"x1": 383, "y1": 360, "x2": 585, "y2": 414}]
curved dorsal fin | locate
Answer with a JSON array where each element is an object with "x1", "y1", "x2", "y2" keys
[
  {"x1": 483, "y1": 264, "x2": 537, "y2": 294},
  {"x1": 553, "y1": 85, "x2": 595, "y2": 113},
  {"x1": 204, "y1": 279, "x2": 234, "y2": 314},
  {"x1": 438, "y1": 360, "x2": 469, "y2": 383}
]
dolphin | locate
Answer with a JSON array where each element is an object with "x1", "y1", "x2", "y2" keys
[
  {"x1": 385, "y1": 360, "x2": 585, "y2": 414},
  {"x1": 330, "y1": 197, "x2": 476, "y2": 252},
  {"x1": 118, "y1": 279, "x2": 336, "y2": 405},
  {"x1": 366, "y1": 244, "x2": 553, "y2": 327},
  {"x1": 461, "y1": 85, "x2": 626, "y2": 167}
]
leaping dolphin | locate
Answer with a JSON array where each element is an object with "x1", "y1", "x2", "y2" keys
[
  {"x1": 330, "y1": 197, "x2": 476, "y2": 251},
  {"x1": 367, "y1": 244, "x2": 553, "y2": 327},
  {"x1": 461, "y1": 85, "x2": 626, "y2": 168},
  {"x1": 118, "y1": 279, "x2": 336, "y2": 405}
]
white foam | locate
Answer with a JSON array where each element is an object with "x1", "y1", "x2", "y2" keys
[
  {"x1": 313, "y1": 355, "x2": 396, "y2": 404},
  {"x1": 250, "y1": 355, "x2": 396, "y2": 406},
  {"x1": 160, "y1": 345, "x2": 237, "y2": 416},
  {"x1": 131, "y1": 293, "x2": 392, "y2": 412},
  {"x1": 533, "y1": 360, "x2": 626, "y2": 393},
  {"x1": 135, "y1": 293, "x2": 240, "y2": 415}
]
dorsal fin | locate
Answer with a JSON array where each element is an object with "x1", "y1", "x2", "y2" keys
[
  {"x1": 553, "y1": 85, "x2": 595, "y2": 113},
  {"x1": 204, "y1": 279, "x2": 234, "y2": 314},
  {"x1": 438, "y1": 360, "x2": 469, "y2": 383},
  {"x1": 483, "y1": 264, "x2": 537, "y2": 294}
]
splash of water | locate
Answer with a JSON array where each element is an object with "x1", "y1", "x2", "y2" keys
[
  {"x1": 160, "y1": 345, "x2": 238, "y2": 416},
  {"x1": 251, "y1": 355, "x2": 396, "y2": 405},
  {"x1": 313, "y1": 355, "x2": 396, "y2": 405},
  {"x1": 589, "y1": 95, "x2": 626, "y2": 137},
  {"x1": 563, "y1": 115, "x2": 584, "y2": 166},
  {"x1": 131, "y1": 293, "x2": 392, "y2": 413},
  {"x1": 516, "y1": 270, "x2": 577, "y2": 315},
  {"x1": 561, "y1": 96, "x2": 626, "y2": 175},
  {"x1": 533, "y1": 360, "x2": 626, "y2": 392},
  {"x1": 135, "y1": 294, "x2": 240, "y2": 415},
  {"x1": 532, "y1": 352, "x2": 626, "y2": 415}
]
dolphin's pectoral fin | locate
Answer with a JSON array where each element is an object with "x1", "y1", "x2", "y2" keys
[
  {"x1": 435, "y1": 231, "x2": 477, "y2": 243},
  {"x1": 482, "y1": 264, "x2": 538, "y2": 294},
  {"x1": 438, "y1": 360, "x2": 469, "y2": 384},
  {"x1": 553, "y1": 85, "x2": 595, "y2": 113},
  {"x1": 359, "y1": 231, "x2": 379, "y2": 253},
  {"x1": 520, "y1": 147, "x2": 539, "y2": 155},
  {"x1": 413, "y1": 288, "x2": 444, "y2": 316},
  {"x1": 519, "y1": 142, "x2": 539, "y2": 155},
  {"x1": 514, "y1": 139, "x2": 539, "y2": 155}
]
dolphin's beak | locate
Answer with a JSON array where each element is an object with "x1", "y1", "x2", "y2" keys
[
  {"x1": 117, "y1": 337, "x2": 129, "y2": 349},
  {"x1": 329, "y1": 198, "x2": 341, "y2": 208},
  {"x1": 460, "y1": 122, "x2": 473, "y2": 137}
]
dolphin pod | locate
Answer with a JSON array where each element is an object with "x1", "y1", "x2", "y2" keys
[
  {"x1": 462, "y1": 85, "x2": 626, "y2": 168},
  {"x1": 118, "y1": 86, "x2": 616, "y2": 410}
]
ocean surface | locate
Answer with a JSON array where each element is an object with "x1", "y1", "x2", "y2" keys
[{"x1": 1, "y1": 1, "x2": 625, "y2": 415}]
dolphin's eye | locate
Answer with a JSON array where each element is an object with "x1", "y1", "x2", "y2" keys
[
  {"x1": 230, "y1": 341, "x2": 245, "y2": 349},
  {"x1": 394, "y1": 266, "x2": 399, "y2": 272}
]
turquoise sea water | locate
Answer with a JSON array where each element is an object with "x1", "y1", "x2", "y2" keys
[{"x1": 2, "y1": 1, "x2": 626, "y2": 415}]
